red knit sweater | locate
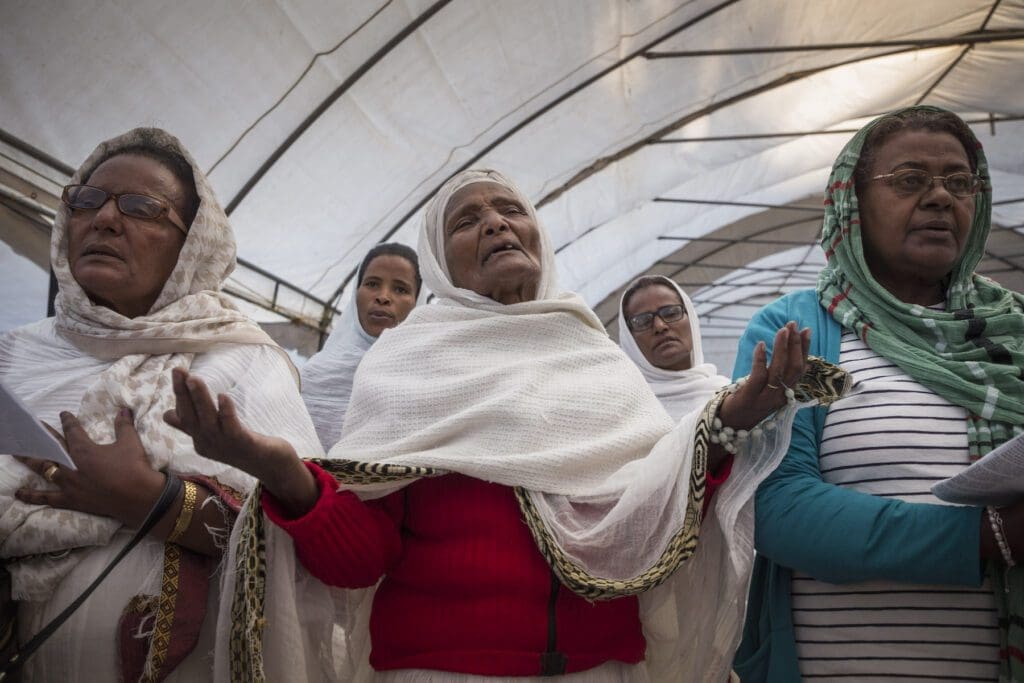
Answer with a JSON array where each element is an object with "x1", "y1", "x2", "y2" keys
[{"x1": 264, "y1": 460, "x2": 731, "y2": 676}]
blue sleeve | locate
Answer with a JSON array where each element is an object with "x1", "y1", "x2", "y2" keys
[{"x1": 737, "y1": 295, "x2": 984, "y2": 586}]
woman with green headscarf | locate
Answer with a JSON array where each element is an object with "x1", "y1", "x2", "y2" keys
[{"x1": 732, "y1": 106, "x2": 1024, "y2": 682}]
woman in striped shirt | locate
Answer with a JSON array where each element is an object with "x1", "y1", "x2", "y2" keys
[{"x1": 733, "y1": 106, "x2": 1024, "y2": 682}]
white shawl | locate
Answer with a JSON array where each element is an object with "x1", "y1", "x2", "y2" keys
[
  {"x1": 242, "y1": 170, "x2": 806, "y2": 682},
  {"x1": 301, "y1": 270, "x2": 425, "y2": 452},
  {"x1": 617, "y1": 276, "x2": 729, "y2": 420},
  {"x1": 300, "y1": 288, "x2": 375, "y2": 452}
]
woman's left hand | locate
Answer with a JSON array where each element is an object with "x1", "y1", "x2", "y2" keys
[
  {"x1": 718, "y1": 321, "x2": 811, "y2": 431},
  {"x1": 15, "y1": 409, "x2": 167, "y2": 528},
  {"x1": 164, "y1": 368, "x2": 319, "y2": 516}
]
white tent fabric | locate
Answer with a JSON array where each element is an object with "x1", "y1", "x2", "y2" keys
[{"x1": 2, "y1": 0, "x2": 1022, "y2": 374}]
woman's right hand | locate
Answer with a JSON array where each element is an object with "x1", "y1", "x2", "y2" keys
[
  {"x1": 164, "y1": 367, "x2": 319, "y2": 516},
  {"x1": 718, "y1": 321, "x2": 811, "y2": 431}
]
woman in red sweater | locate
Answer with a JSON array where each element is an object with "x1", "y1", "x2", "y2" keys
[{"x1": 167, "y1": 169, "x2": 828, "y2": 682}]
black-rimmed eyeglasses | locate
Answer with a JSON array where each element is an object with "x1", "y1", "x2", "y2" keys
[
  {"x1": 871, "y1": 169, "x2": 983, "y2": 198},
  {"x1": 627, "y1": 304, "x2": 686, "y2": 332},
  {"x1": 62, "y1": 184, "x2": 188, "y2": 234}
]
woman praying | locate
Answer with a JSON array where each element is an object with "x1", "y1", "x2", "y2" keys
[
  {"x1": 733, "y1": 106, "x2": 1024, "y2": 682},
  {"x1": 0, "y1": 128, "x2": 320, "y2": 681},
  {"x1": 168, "y1": 169, "x2": 845, "y2": 682}
]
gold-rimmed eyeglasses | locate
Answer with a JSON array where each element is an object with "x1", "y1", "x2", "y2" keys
[{"x1": 871, "y1": 169, "x2": 983, "y2": 198}]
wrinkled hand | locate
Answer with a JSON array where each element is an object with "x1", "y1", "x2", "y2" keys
[
  {"x1": 163, "y1": 368, "x2": 315, "y2": 514},
  {"x1": 718, "y1": 321, "x2": 811, "y2": 430},
  {"x1": 163, "y1": 368, "x2": 297, "y2": 482},
  {"x1": 15, "y1": 409, "x2": 166, "y2": 528}
]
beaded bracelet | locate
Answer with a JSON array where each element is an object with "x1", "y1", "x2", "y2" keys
[
  {"x1": 167, "y1": 481, "x2": 198, "y2": 545},
  {"x1": 986, "y1": 506, "x2": 1015, "y2": 593},
  {"x1": 708, "y1": 376, "x2": 797, "y2": 454}
]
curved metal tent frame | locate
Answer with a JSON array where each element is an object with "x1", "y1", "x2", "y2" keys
[{"x1": 1, "y1": 0, "x2": 1021, "y2": 369}]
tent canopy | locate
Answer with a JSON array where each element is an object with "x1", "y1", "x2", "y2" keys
[{"x1": 3, "y1": 0, "x2": 1022, "y2": 371}]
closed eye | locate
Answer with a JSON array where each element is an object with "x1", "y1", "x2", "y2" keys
[{"x1": 448, "y1": 215, "x2": 476, "y2": 233}]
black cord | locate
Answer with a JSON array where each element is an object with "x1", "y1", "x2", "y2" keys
[{"x1": 0, "y1": 473, "x2": 183, "y2": 680}]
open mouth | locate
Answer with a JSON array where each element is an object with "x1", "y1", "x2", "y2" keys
[{"x1": 483, "y1": 241, "x2": 523, "y2": 263}]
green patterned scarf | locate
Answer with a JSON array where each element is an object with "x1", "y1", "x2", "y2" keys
[{"x1": 816, "y1": 104, "x2": 1024, "y2": 680}]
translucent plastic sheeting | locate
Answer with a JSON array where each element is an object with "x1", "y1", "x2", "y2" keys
[
  {"x1": 2, "y1": 0, "x2": 1022, "y2": 341},
  {"x1": 0, "y1": 243, "x2": 49, "y2": 330}
]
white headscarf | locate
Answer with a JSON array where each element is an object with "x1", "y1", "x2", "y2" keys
[
  {"x1": 51, "y1": 128, "x2": 276, "y2": 358},
  {"x1": 618, "y1": 275, "x2": 728, "y2": 419},
  {"x1": 300, "y1": 287, "x2": 375, "y2": 452},
  {"x1": 421, "y1": 169, "x2": 563, "y2": 308},
  {"x1": 301, "y1": 248, "x2": 424, "y2": 452}
]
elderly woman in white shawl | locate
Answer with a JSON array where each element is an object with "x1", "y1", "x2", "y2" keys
[
  {"x1": 301, "y1": 242, "x2": 420, "y2": 451},
  {"x1": 0, "y1": 128, "x2": 320, "y2": 681},
  {"x1": 170, "y1": 170, "x2": 845, "y2": 682}
]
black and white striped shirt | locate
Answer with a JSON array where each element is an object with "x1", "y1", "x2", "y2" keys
[{"x1": 793, "y1": 331, "x2": 999, "y2": 681}]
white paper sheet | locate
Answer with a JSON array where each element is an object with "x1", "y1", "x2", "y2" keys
[
  {"x1": 0, "y1": 380, "x2": 77, "y2": 469},
  {"x1": 932, "y1": 432, "x2": 1024, "y2": 506}
]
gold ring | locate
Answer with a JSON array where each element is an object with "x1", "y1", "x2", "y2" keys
[
  {"x1": 766, "y1": 383, "x2": 780, "y2": 390},
  {"x1": 42, "y1": 464, "x2": 59, "y2": 483}
]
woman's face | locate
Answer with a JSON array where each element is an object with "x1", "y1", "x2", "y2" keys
[
  {"x1": 624, "y1": 284, "x2": 693, "y2": 371},
  {"x1": 67, "y1": 154, "x2": 188, "y2": 318},
  {"x1": 858, "y1": 130, "x2": 976, "y2": 303},
  {"x1": 355, "y1": 254, "x2": 418, "y2": 337},
  {"x1": 442, "y1": 181, "x2": 542, "y2": 304}
]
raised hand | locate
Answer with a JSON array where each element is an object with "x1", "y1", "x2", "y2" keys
[
  {"x1": 163, "y1": 368, "x2": 317, "y2": 516},
  {"x1": 719, "y1": 321, "x2": 810, "y2": 431},
  {"x1": 16, "y1": 409, "x2": 166, "y2": 528}
]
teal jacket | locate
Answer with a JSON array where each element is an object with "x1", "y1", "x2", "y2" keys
[{"x1": 731, "y1": 289, "x2": 985, "y2": 682}]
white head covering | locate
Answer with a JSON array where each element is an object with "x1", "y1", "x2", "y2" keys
[
  {"x1": 301, "y1": 248, "x2": 423, "y2": 451},
  {"x1": 300, "y1": 287, "x2": 376, "y2": 452},
  {"x1": 420, "y1": 168, "x2": 561, "y2": 307},
  {"x1": 51, "y1": 128, "x2": 275, "y2": 358},
  {"x1": 618, "y1": 275, "x2": 728, "y2": 419}
]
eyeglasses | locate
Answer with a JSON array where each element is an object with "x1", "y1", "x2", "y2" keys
[
  {"x1": 627, "y1": 304, "x2": 686, "y2": 332},
  {"x1": 871, "y1": 169, "x2": 983, "y2": 198},
  {"x1": 61, "y1": 184, "x2": 188, "y2": 234}
]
